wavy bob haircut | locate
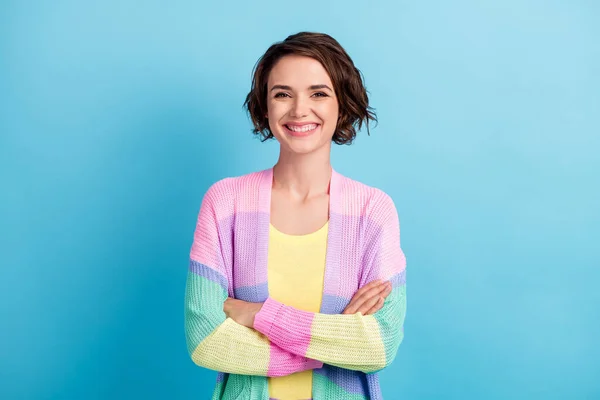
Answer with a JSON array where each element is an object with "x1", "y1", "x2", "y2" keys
[{"x1": 243, "y1": 31, "x2": 377, "y2": 145}]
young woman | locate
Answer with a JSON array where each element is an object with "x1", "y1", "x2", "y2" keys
[{"x1": 185, "y1": 32, "x2": 407, "y2": 400}]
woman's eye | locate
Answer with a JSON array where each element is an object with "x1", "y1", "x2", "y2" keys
[{"x1": 274, "y1": 92, "x2": 328, "y2": 98}]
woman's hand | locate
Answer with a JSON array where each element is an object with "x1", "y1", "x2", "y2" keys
[
  {"x1": 342, "y1": 280, "x2": 392, "y2": 315},
  {"x1": 223, "y1": 298, "x2": 263, "y2": 328}
]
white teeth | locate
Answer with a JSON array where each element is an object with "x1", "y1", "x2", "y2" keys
[{"x1": 286, "y1": 124, "x2": 317, "y2": 132}]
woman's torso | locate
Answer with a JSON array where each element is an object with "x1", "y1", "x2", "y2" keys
[{"x1": 267, "y1": 187, "x2": 329, "y2": 399}]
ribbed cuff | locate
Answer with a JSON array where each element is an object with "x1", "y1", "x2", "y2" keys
[
  {"x1": 254, "y1": 297, "x2": 321, "y2": 369},
  {"x1": 254, "y1": 297, "x2": 284, "y2": 337}
]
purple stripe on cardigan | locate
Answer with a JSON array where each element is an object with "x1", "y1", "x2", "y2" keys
[
  {"x1": 366, "y1": 372, "x2": 383, "y2": 400},
  {"x1": 322, "y1": 210, "x2": 343, "y2": 303},
  {"x1": 323, "y1": 212, "x2": 396, "y2": 300},
  {"x1": 216, "y1": 372, "x2": 227, "y2": 383},
  {"x1": 321, "y1": 293, "x2": 351, "y2": 314},
  {"x1": 392, "y1": 269, "x2": 407, "y2": 287},
  {"x1": 189, "y1": 260, "x2": 228, "y2": 292},
  {"x1": 215, "y1": 214, "x2": 234, "y2": 289},
  {"x1": 233, "y1": 282, "x2": 269, "y2": 303},
  {"x1": 217, "y1": 211, "x2": 270, "y2": 289},
  {"x1": 314, "y1": 364, "x2": 370, "y2": 396}
]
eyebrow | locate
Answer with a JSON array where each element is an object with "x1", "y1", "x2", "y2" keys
[{"x1": 270, "y1": 84, "x2": 333, "y2": 92}]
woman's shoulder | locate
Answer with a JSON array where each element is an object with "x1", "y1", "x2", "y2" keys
[
  {"x1": 200, "y1": 168, "x2": 268, "y2": 209},
  {"x1": 335, "y1": 170, "x2": 397, "y2": 213}
]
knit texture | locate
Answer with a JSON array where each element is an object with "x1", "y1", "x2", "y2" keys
[{"x1": 184, "y1": 167, "x2": 407, "y2": 399}]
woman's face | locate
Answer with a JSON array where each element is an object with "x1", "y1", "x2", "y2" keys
[{"x1": 266, "y1": 55, "x2": 339, "y2": 156}]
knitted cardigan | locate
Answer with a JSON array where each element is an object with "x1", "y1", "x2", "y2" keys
[{"x1": 184, "y1": 167, "x2": 407, "y2": 399}]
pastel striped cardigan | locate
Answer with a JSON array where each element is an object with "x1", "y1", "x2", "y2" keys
[{"x1": 184, "y1": 167, "x2": 407, "y2": 399}]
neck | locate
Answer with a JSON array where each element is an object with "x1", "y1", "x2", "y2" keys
[{"x1": 272, "y1": 146, "x2": 332, "y2": 199}]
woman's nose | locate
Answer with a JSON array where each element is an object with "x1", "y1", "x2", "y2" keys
[{"x1": 290, "y1": 97, "x2": 309, "y2": 118}]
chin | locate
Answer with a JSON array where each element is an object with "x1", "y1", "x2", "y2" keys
[
  {"x1": 275, "y1": 129, "x2": 333, "y2": 155},
  {"x1": 285, "y1": 141, "x2": 321, "y2": 155}
]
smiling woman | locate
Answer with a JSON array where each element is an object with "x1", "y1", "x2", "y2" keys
[
  {"x1": 184, "y1": 32, "x2": 407, "y2": 400},
  {"x1": 244, "y1": 32, "x2": 376, "y2": 146},
  {"x1": 264, "y1": 56, "x2": 339, "y2": 155}
]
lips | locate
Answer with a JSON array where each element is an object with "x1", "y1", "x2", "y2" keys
[{"x1": 283, "y1": 123, "x2": 320, "y2": 137}]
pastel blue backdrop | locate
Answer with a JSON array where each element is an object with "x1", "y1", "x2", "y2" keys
[{"x1": 1, "y1": 1, "x2": 598, "y2": 399}]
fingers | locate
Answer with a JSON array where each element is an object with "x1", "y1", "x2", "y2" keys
[
  {"x1": 343, "y1": 282, "x2": 386, "y2": 314},
  {"x1": 343, "y1": 281, "x2": 392, "y2": 314},
  {"x1": 352, "y1": 279, "x2": 384, "y2": 299},
  {"x1": 223, "y1": 297, "x2": 235, "y2": 316},
  {"x1": 365, "y1": 297, "x2": 385, "y2": 315},
  {"x1": 358, "y1": 286, "x2": 391, "y2": 316},
  {"x1": 342, "y1": 281, "x2": 379, "y2": 314},
  {"x1": 358, "y1": 290, "x2": 385, "y2": 313},
  {"x1": 380, "y1": 282, "x2": 392, "y2": 298},
  {"x1": 223, "y1": 298, "x2": 230, "y2": 314}
]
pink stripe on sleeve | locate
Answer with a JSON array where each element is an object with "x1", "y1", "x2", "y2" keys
[{"x1": 254, "y1": 297, "x2": 315, "y2": 358}]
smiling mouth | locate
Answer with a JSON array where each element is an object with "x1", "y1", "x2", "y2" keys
[{"x1": 283, "y1": 123, "x2": 320, "y2": 136}]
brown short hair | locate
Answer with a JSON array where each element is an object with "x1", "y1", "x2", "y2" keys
[{"x1": 243, "y1": 32, "x2": 377, "y2": 145}]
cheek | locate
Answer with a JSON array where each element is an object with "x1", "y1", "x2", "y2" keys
[
  {"x1": 265, "y1": 102, "x2": 283, "y2": 137},
  {"x1": 267, "y1": 100, "x2": 287, "y2": 118},
  {"x1": 318, "y1": 102, "x2": 339, "y2": 123}
]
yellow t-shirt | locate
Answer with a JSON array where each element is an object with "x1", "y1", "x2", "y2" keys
[{"x1": 267, "y1": 221, "x2": 328, "y2": 400}]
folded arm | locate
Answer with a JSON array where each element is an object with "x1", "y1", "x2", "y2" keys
[
  {"x1": 184, "y1": 186, "x2": 322, "y2": 376},
  {"x1": 253, "y1": 194, "x2": 407, "y2": 373}
]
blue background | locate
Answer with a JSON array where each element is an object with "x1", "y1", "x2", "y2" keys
[{"x1": 1, "y1": 1, "x2": 598, "y2": 399}]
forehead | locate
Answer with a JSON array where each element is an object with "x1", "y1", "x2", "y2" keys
[{"x1": 268, "y1": 55, "x2": 333, "y2": 87}]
